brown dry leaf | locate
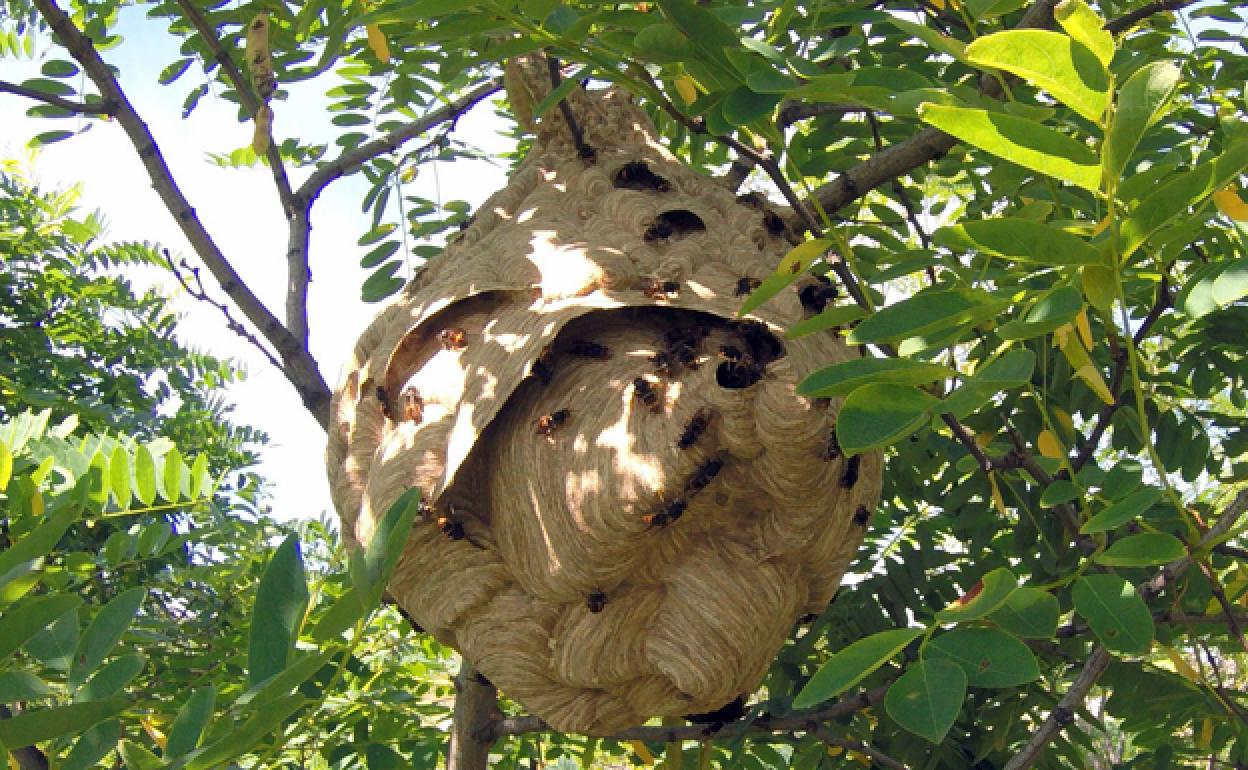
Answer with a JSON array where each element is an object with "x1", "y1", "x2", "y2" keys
[
  {"x1": 1036, "y1": 430, "x2": 1064, "y2": 461},
  {"x1": 1213, "y1": 186, "x2": 1248, "y2": 221},
  {"x1": 366, "y1": 24, "x2": 391, "y2": 64}
]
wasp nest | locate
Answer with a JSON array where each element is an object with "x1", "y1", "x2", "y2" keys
[{"x1": 325, "y1": 60, "x2": 882, "y2": 735}]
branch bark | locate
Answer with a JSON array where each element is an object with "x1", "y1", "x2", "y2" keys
[
  {"x1": 0, "y1": 79, "x2": 114, "y2": 115},
  {"x1": 31, "y1": 0, "x2": 333, "y2": 426},
  {"x1": 448, "y1": 662, "x2": 501, "y2": 770}
]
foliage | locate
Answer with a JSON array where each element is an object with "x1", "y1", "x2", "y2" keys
[
  {"x1": 4, "y1": 0, "x2": 1248, "y2": 767},
  {"x1": 0, "y1": 165, "x2": 264, "y2": 472}
]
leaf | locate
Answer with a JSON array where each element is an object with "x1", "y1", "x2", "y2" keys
[
  {"x1": 919, "y1": 104, "x2": 1101, "y2": 191},
  {"x1": 797, "y1": 358, "x2": 957, "y2": 398},
  {"x1": 182, "y1": 694, "x2": 306, "y2": 770},
  {"x1": 366, "y1": 744, "x2": 407, "y2": 770},
  {"x1": 77, "y1": 653, "x2": 145, "y2": 701},
  {"x1": 1094, "y1": 533, "x2": 1187, "y2": 567},
  {"x1": 189, "y1": 453, "x2": 210, "y2": 499},
  {"x1": 1081, "y1": 487, "x2": 1164, "y2": 534},
  {"x1": 1072, "y1": 574, "x2": 1154, "y2": 654},
  {"x1": 0, "y1": 697, "x2": 128, "y2": 747},
  {"x1": 1082, "y1": 264, "x2": 1117, "y2": 315},
  {"x1": 784, "y1": 304, "x2": 867, "y2": 339},
  {"x1": 721, "y1": 86, "x2": 781, "y2": 127},
  {"x1": 1119, "y1": 140, "x2": 1248, "y2": 259},
  {"x1": 248, "y1": 534, "x2": 310, "y2": 686},
  {"x1": 356, "y1": 487, "x2": 424, "y2": 606},
  {"x1": 847, "y1": 289, "x2": 998, "y2": 345},
  {"x1": 163, "y1": 448, "x2": 184, "y2": 501},
  {"x1": 1037, "y1": 430, "x2": 1064, "y2": 460},
  {"x1": 166, "y1": 686, "x2": 216, "y2": 759},
  {"x1": 934, "y1": 218, "x2": 1102, "y2": 265},
  {"x1": 936, "y1": 568, "x2": 1018, "y2": 622},
  {"x1": 1040, "y1": 479, "x2": 1080, "y2": 507},
  {"x1": 941, "y1": 349, "x2": 1036, "y2": 418},
  {"x1": 23, "y1": 606, "x2": 79, "y2": 669},
  {"x1": 737, "y1": 239, "x2": 832, "y2": 316},
  {"x1": 884, "y1": 659, "x2": 967, "y2": 743},
  {"x1": 133, "y1": 445, "x2": 156, "y2": 505},
  {"x1": 989, "y1": 587, "x2": 1060, "y2": 638},
  {"x1": 633, "y1": 23, "x2": 689, "y2": 62},
  {"x1": 1214, "y1": 187, "x2": 1248, "y2": 221},
  {"x1": 965, "y1": 30, "x2": 1109, "y2": 123},
  {"x1": 836, "y1": 384, "x2": 939, "y2": 454},
  {"x1": 63, "y1": 719, "x2": 122, "y2": 770},
  {"x1": 1212, "y1": 258, "x2": 1248, "y2": 306},
  {"x1": 69, "y1": 587, "x2": 146, "y2": 687},
  {"x1": 1055, "y1": 0, "x2": 1113, "y2": 68},
  {"x1": 927, "y1": 628, "x2": 1041, "y2": 687},
  {"x1": 1103, "y1": 61, "x2": 1181, "y2": 182},
  {"x1": 884, "y1": 17, "x2": 967, "y2": 61},
  {"x1": 0, "y1": 671, "x2": 52, "y2": 703},
  {"x1": 119, "y1": 739, "x2": 163, "y2": 770},
  {"x1": 310, "y1": 587, "x2": 366, "y2": 642},
  {"x1": 0, "y1": 506, "x2": 79, "y2": 594},
  {"x1": 109, "y1": 445, "x2": 132, "y2": 509},
  {"x1": 792, "y1": 627, "x2": 923, "y2": 708},
  {"x1": 0, "y1": 440, "x2": 11, "y2": 489},
  {"x1": 997, "y1": 286, "x2": 1084, "y2": 340},
  {"x1": 361, "y1": 260, "x2": 405, "y2": 303}
]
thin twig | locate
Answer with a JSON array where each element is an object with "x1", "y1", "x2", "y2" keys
[
  {"x1": 163, "y1": 250, "x2": 284, "y2": 373},
  {"x1": 31, "y1": 0, "x2": 333, "y2": 425},
  {"x1": 546, "y1": 55, "x2": 594, "y2": 159},
  {"x1": 811, "y1": 727, "x2": 908, "y2": 770},
  {"x1": 0, "y1": 78, "x2": 114, "y2": 115},
  {"x1": 1199, "y1": 560, "x2": 1248, "y2": 655},
  {"x1": 1105, "y1": 0, "x2": 1196, "y2": 33},
  {"x1": 776, "y1": 101, "x2": 864, "y2": 131}
]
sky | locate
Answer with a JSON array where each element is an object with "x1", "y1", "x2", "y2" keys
[{"x1": 3, "y1": 10, "x2": 512, "y2": 519}]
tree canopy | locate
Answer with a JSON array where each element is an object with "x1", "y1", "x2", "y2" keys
[{"x1": 3, "y1": 0, "x2": 1248, "y2": 768}]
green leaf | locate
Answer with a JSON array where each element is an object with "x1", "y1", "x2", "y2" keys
[
  {"x1": 656, "y1": 0, "x2": 740, "y2": 75},
  {"x1": 988, "y1": 587, "x2": 1060, "y2": 639},
  {"x1": 1094, "y1": 533, "x2": 1187, "y2": 567},
  {"x1": 966, "y1": 30, "x2": 1109, "y2": 123},
  {"x1": 785, "y1": 304, "x2": 867, "y2": 339},
  {"x1": 633, "y1": 23, "x2": 688, "y2": 62},
  {"x1": 63, "y1": 719, "x2": 122, "y2": 770},
  {"x1": 70, "y1": 586, "x2": 147, "y2": 687},
  {"x1": 182, "y1": 694, "x2": 306, "y2": 770},
  {"x1": 1040, "y1": 479, "x2": 1080, "y2": 507},
  {"x1": 119, "y1": 739, "x2": 163, "y2": 770},
  {"x1": 722, "y1": 86, "x2": 781, "y2": 127},
  {"x1": 996, "y1": 286, "x2": 1083, "y2": 340},
  {"x1": 31, "y1": 130, "x2": 75, "y2": 146},
  {"x1": 248, "y1": 534, "x2": 310, "y2": 686},
  {"x1": 926, "y1": 628, "x2": 1041, "y2": 687},
  {"x1": 163, "y1": 448, "x2": 184, "y2": 501},
  {"x1": 358, "y1": 487, "x2": 424, "y2": 608},
  {"x1": 884, "y1": 17, "x2": 967, "y2": 61},
  {"x1": 884, "y1": 659, "x2": 967, "y2": 743},
  {"x1": 919, "y1": 104, "x2": 1101, "y2": 191},
  {"x1": 0, "y1": 507, "x2": 79, "y2": 594},
  {"x1": 1080, "y1": 487, "x2": 1164, "y2": 533},
  {"x1": 310, "y1": 587, "x2": 366, "y2": 642},
  {"x1": 236, "y1": 652, "x2": 331, "y2": 711},
  {"x1": 1212, "y1": 258, "x2": 1248, "y2": 306},
  {"x1": 24, "y1": 606, "x2": 79, "y2": 669},
  {"x1": 0, "y1": 671, "x2": 52, "y2": 703},
  {"x1": 1103, "y1": 61, "x2": 1180, "y2": 182},
  {"x1": 1055, "y1": 0, "x2": 1113, "y2": 68},
  {"x1": 836, "y1": 384, "x2": 939, "y2": 454},
  {"x1": 0, "y1": 697, "x2": 128, "y2": 747},
  {"x1": 133, "y1": 445, "x2": 156, "y2": 506},
  {"x1": 109, "y1": 445, "x2": 131, "y2": 509},
  {"x1": 737, "y1": 239, "x2": 832, "y2": 317},
  {"x1": 847, "y1": 289, "x2": 998, "y2": 345},
  {"x1": 941, "y1": 349, "x2": 1037, "y2": 418},
  {"x1": 532, "y1": 65, "x2": 593, "y2": 120},
  {"x1": 1119, "y1": 140, "x2": 1248, "y2": 259},
  {"x1": 936, "y1": 567, "x2": 1018, "y2": 622},
  {"x1": 77, "y1": 653, "x2": 145, "y2": 701},
  {"x1": 792, "y1": 627, "x2": 923, "y2": 708},
  {"x1": 797, "y1": 358, "x2": 956, "y2": 398},
  {"x1": 360, "y1": 239, "x2": 401, "y2": 269},
  {"x1": 189, "y1": 453, "x2": 210, "y2": 499},
  {"x1": 167, "y1": 686, "x2": 216, "y2": 759},
  {"x1": 1072, "y1": 574, "x2": 1154, "y2": 654},
  {"x1": 934, "y1": 218, "x2": 1102, "y2": 265},
  {"x1": 362, "y1": 260, "x2": 405, "y2": 303}
]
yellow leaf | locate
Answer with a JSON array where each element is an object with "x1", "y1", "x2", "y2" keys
[
  {"x1": 366, "y1": 24, "x2": 391, "y2": 64},
  {"x1": 929, "y1": 0, "x2": 945, "y2": 8},
  {"x1": 1164, "y1": 646, "x2": 1200, "y2": 681},
  {"x1": 974, "y1": 432, "x2": 993, "y2": 449},
  {"x1": 141, "y1": 718, "x2": 168, "y2": 749},
  {"x1": 1075, "y1": 308, "x2": 1094, "y2": 350},
  {"x1": 630, "y1": 740, "x2": 655, "y2": 765},
  {"x1": 1198, "y1": 716, "x2": 1214, "y2": 749},
  {"x1": 776, "y1": 238, "x2": 833, "y2": 276},
  {"x1": 1213, "y1": 186, "x2": 1248, "y2": 221},
  {"x1": 1051, "y1": 407, "x2": 1075, "y2": 443},
  {"x1": 826, "y1": 745, "x2": 844, "y2": 757},
  {"x1": 1091, "y1": 213, "x2": 1112, "y2": 236},
  {"x1": 400, "y1": 164, "x2": 418, "y2": 184},
  {"x1": 1036, "y1": 430, "x2": 1064, "y2": 460},
  {"x1": 251, "y1": 104, "x2": 273, "y2": 155},
  {"x1": 1082, "y1": 264, "x2": 1116, "y2": 315},
  {"x1": 987, "y1": 472, "x2": 1007, "y2": 515},
  {"x1": 673, "y1": 75, "x2": 698, "y2": 105},
  {"x1": 30, "y1": 491, "x2": 44, "y2": 517},
  {"x1": 11, "y1": 751, "x2": 21, "y2": 770},
  {"x1": 1075, "y1": 365, "x2": 1115, "y2": 404},
  {"x1": 1055, "y1": 325, "x2": 1092, "y2": 370}
]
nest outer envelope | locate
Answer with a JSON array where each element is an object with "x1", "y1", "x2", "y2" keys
[{"x1": 326, "y1": 68, "x2": 883, "y2": 735}]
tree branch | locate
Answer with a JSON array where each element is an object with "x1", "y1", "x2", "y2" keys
[
  {"x1": 448, "y1": 662, "x2": 501, "y2": 770},
  {"x1": 1006, "y1": 488, "x2": 1248, "y2": 770},
  {"x1": 31, "y1": 0, "x2": 332, "y2": 426},
  {"x1": 811, "y1": 726, "x2": 908, "y2": 769},
  {"x1": 0, "y1": 79, "x2": 114, "y2": 115},
  {"x1": 1104, "y1": 0, "x2": 1196, "y2": 34},
  {"x1": 170, "y1": 0, "x2": 307, "y2": 345}
]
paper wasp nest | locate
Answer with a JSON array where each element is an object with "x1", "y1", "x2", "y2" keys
[{"x1": 326, "y1": 60, "x2": 882, "y2": 735}]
